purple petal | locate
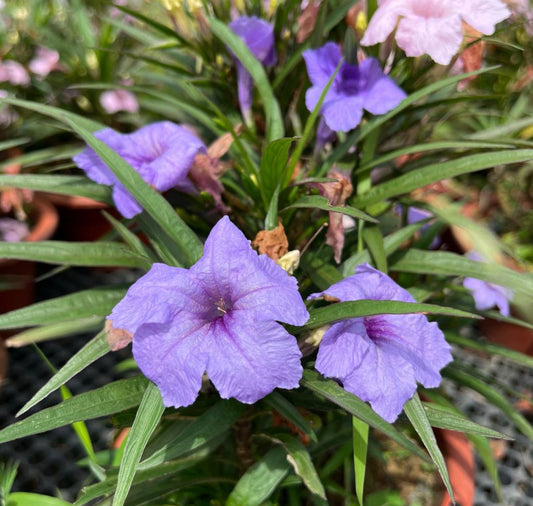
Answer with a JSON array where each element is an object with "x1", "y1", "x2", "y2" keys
[
  {"x1": 463, "y1": 277, "x2": 512, "y2": 316},
  {"x1": 206, "y1": 313, "x2": 302, "y2": 404},
  {"x1": 192, "y1": 216, "x2": 309, "y2": 326},
  {"x1": 236, "y1": 63, "x2": 253, "y2": 123},
  {"x1": 111, "y1": 185, "x2": 142, "y2": 219},
  {"x1": 229, "y1": 16, "x2": 277, "y2": 65},
  {"x1": 108, "y1": 263, "x2": 210, "y2": 334},
  {"x1": 459, "y1": 0, "x2": 510, "y2": 35},
  {"x1": 322, "y1": 95, "x2": 364, "y2": 132},
  {"x1": 303, "y1": 42, "x2": 342, "y2": 86},
  {"x1": 359, "y1": 59, "x2": 406, "y2": 115},
  {"x1": 133, "y1": 320, "x2": 210, "y2": 407}
]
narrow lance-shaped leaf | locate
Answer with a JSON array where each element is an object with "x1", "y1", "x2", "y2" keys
[
  {"x1": 0, "y1": 241, "x2": 150, "y2": 269},
  {"x1": 17, "y1": 331, "x2": 110, "y2": 416},
  {"x1": 0, "y1": 286, "x2": 127, "y2": 330},
  {"x1": 404, "y1": 393, "x2": 455, "y2": 502},
  {"x1": 226, "y1": 446, "x2": 290, "y2": 506},
  {"x1": 0, "y1": 175, "x2": 112, "y2": 203},
  {"x1": 0, "y1": 376, "x2": 148, "y2": 444},
  {"x1": 390, "y1": 249, "x2": 533, "y2": 297},
  {"x1": 113, "y1": 383, "x2": 165, "y2": 506},
  {"x1": 352, "y1": 416, "x2": 369, "y2": 506},
  {"x1": 352, "y1": 149, "x2": 533, "y2": 208},
  {"x1": 305, "y1": 300, "x2": 479, "y2": 329}
]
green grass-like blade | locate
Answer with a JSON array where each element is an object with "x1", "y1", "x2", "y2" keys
[
  {"x1": 0, "y1": 286, "x2": 127, "y2": 330},
  {"x1": 0, "y1": 376, "x2": 148, "y2": 444},
  {"x1": 283, "y1": 195, "x2": 379, "y2": 223},
  {"x1": 301, "y1": 370, "x2": 429, "y2": 462},
  {"x1": 352, "y1": 416, "x2": 369, "y2": 506},
  {"x1": 352, "y1": 149, "x2": 533, "y2": 208},
  {"x1": 404, "y1": 394, "x2": 454, "y2": 502},
  {"x1": 362, "y1": 226, "x2": 387, "y2": 273},
  {"x1": 390, "y1": 249, "x2": 533, "y2": 297},
  {"x1": 0, "y1": 241, "x2": 150, "y2": 269},
  {"x1": 113, "y1": 383, "x2": 165, "y2": 506},
  {"x1": 139, "y1": 399, "x2": 245, "y2": 469},
  {"x1": 305, "y1": 300, "x2": 479, "y2": 329},
  {"x1": 17, "y1": 331, "x2": 110, "y2": 416},
  {"x1": 0, "y1": 174, "x2": 111, "y2": 203},
  {"x1": 6, "y1": 492, "x2": 72, "y2": 506},
  {"x1": 226, "y1": 446, "x2": 290, "y2": 506},
  {"x1": 210, "y1": 17, "x2": 284, "y2": 142}
]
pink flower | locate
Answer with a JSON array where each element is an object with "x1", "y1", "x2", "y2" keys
[
  {"x1": 99, "y1": 89, "x2": 139, "y2": 114},
  {"x1": 361, "y1": 0, "x2": 510, "y2": 65},
  {"x1": 29, "y1": 47, "x2": 60, "y2": 77},
  {"x1": 0, "y1": 60, "x2": 29, "y2": 86}
]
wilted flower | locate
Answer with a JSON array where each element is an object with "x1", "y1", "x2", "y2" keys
[
  {"x1": 0, "y1": 60, "x2": 30, "y2": 86},
  {"x1": 73, "y1": 122, "x2": 206, "y2": 218},
  {"x1": 0, "y1": 218, "x2": 29, "y2": 242},
  {"x1": 228, "y1": 16, "x2": 277, "y2": 124},
  {"x1": 303, "y1": 42, "x2": 405, "y2": 132},
  {"x1": 108, "y1": 216, "x2": 309, "y2": 407},
  {"x1": 463, "y1": 252, "x2": 513, "y2": 316},
  {"x1": 28, "y1": 47, "x2": 60, "y2": 77},
  {"x1": 313, "y1": 168, "x2": 353, "y2": 263},
  {"x1": 309, "y1": 264, "x2": 452, "y2": 422},
  {"x1": 361, "y1": 0, "x2": 510, "y2": 65},
  {"x1": 99, "y1": 89, "x2": 139, "y2": 114}
]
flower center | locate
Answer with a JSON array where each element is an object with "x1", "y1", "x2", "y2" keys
[{"x1": 215, "y1": 297, "x2": 229, "y2": 316}]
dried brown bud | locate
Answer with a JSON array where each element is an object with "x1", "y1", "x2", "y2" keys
[{"x1": 252, "y1": 221, "x2": 289, "y2": 261}]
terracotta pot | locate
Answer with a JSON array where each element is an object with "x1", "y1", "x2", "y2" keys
[
  {"x1": 44, "y1": 193, "x2": 114, "y2": 241},
  {"x1": 0, "y1": 195, "x2": 58, "y2": 334},
  {"x1": 438, "y1": 429, "x2": 475, "y2": 506}
]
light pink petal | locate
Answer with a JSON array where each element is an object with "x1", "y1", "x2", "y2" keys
[
  {"x1": 395, "y1": 14, "x2": 463, "y2": 65},
  {"x1": 360, "y1": 0, "x2": 411, "y2": 46},
  {"x1": 460, "y1": 0, "x2": 510, "y2": 34}
]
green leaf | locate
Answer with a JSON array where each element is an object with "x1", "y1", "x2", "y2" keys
[
  {"x1": 139, "y1": 399, "x2": 245, "y2": 469},
  {"x1": 305, "y1": 300, "x2": 479, "y2": 329},
  {"x1": 6, "y1": 492, "x2": 72, "y2": 506},
  {"x1": 283, "y1": 195, "x2": 379, "y2": 223},
  {"x1": 444, "y1": 367, "x2": 533, "y2": 440},
  {"x1": 341, "y1": 222, "x2": 424, "y2": 277},
  {"x1": 0, "y1": 174, "x2": 111, "y2": 202},
  {"x1": 445, "y1": 332, "x2": 533, "y2": 369},
  {"x1": 390, "y1": 249, "x2": 533, "y2": 297},
  {"x1": 267, "y1": 433, "x2": 326, "y2": 499},
  {"x1": 0, "y1": 286, "x2": 127, "y2": 330},
  {"x1": 226, "y1": 446, "x2": 290, "y2": 506},
  {"x1": 264, "y1": 392, "x2": 318, "y2": 443},
  {"x1": 0, "y1": 376, "x2": 148, "y2": 444},
  {"x1": 423, "y1": 403, "x2": 511, "y2": 439},
  {"x1": 259, "y1": 138, "x2": 297, "y2": 208},
  {"x1": 17, "y1": 331, "x2": 110, "y2": 416},
  {"x1": 352, "y1": 149, "x2": 533, "y2": 208},
  {"x1": 209, "y1": 17, "x2": 284, "y2": 142},
  {"x1": 113, "y1": 383, "x2": 165, "y2": 506},
  {"x1": 363, "y1": 226, "x2": 387, "y2": 273},
  {"x1": 352, "y1": 417, "x2": 369, "y2": 506},
  {"x1": 301, "y1": 370, "x2": 429, "y2": 462},
  {"x1": 5, "y1": 317, "x2": 103, "y2": 348},
  {"x1": 404, "y1": 394, "x2": 454, "y2": 502},
  {"x1": 0, "y1": 241, "x2": 150, "y2": 269}
]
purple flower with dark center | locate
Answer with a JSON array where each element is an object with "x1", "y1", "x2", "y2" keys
[
  {"x1": 107, "y1": 216, "x2": 309, "y2": 407},
  {"x1": 73, "y1": 121, "x2": 206, "y2": 218},
  {"x1": 463, "y1": 251, "x2": 513, "y2": 316},
  {"x1": 229, "y1": 16, "x2": 277, "y2": 123},
  {"x1": 303, "y1": 42, "x2": 406, "y2": 132},
  {"x1": 308, "y1": 263, "x2": 452, "y2": 422}
]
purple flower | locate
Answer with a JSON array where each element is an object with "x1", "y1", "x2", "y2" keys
[
  {"x1": 29, "y1": 47, "x2": 60, "y2": 77},
  {"x1": 99, "y1": 89, "x2": 139, "y2": 114},
  {"x1": 395, "y1": 204, "x2": 441, "y2": 249},
  {"x1": 463, "y1": 252, "x2": 513, "y2": 316},
  {"x1": 229, "y1": 16, "x2": 277, "y2": 123},
  {"x1": 0, "y1": 60, "x2": 30, "y2": 86},
  {"x1": 73, "y1": 122, "x2": 206, "y2": 218},
  {"x1": 308, "y1": 264, "x2": 452, "y2": 422},
  {"x1": 303, "y1": 43, "x2": 406, "y2": 132},
  {"x1": 0, "y1": 218, "x2": 29, "y2": 242},
  {"x1": 107, "y1": 216, "x2": 309, "y2": 407}
]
